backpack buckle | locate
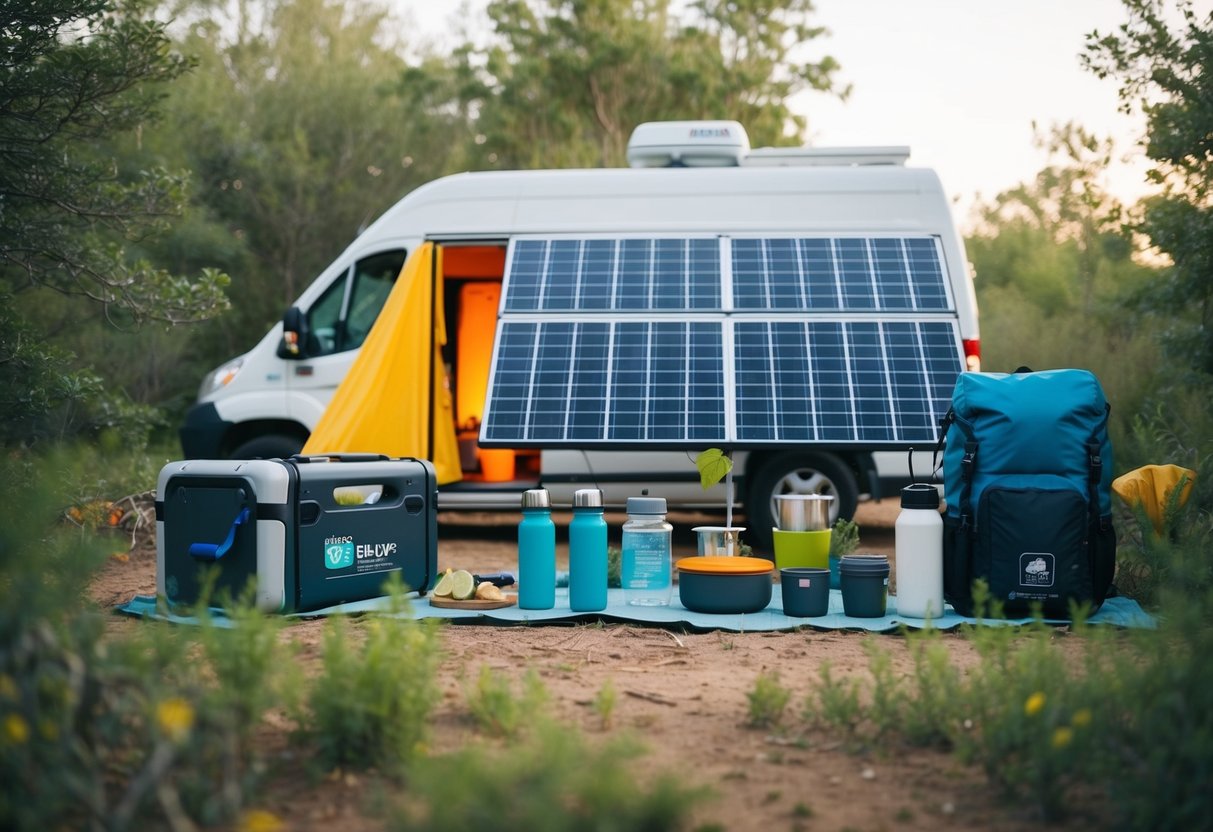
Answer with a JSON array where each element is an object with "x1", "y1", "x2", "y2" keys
[
  {"x1": 1087, "y1": 441, "x2": 1102, "y2": 483},
  {"x1": 961, "y1": 442, "x2": 978, "y2": 482}
]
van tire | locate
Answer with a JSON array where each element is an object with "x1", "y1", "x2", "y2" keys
[
  {"x1": 229, "y1": 434, "x2": 305, "y2": 460},
  {"x1": 745, "y1": 452, "x2": 858, "y2": 554}
]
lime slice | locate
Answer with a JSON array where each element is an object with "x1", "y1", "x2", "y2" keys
[
  {"x1": 449, "y1": 569, "x2": 476, "y2": 600},
  {"x1": 432, "y1": 569, "x2": 455, "y2": 597}
]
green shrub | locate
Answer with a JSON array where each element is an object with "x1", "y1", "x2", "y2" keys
[
  {"x1": 801, "y1": 544, "x2": 1213, "y2": 827},
  {"x1": 745, "y1": 670, "x2": 791, "y2": 729},
  {"x1": 592, "y1": 678, "x2": 617, "y2": 730},
  {"x1": 803, "y1": 661, "x2": 861, "y2": 737},
  {"x1": 0, "y1": 451, "x2": 292, "y2": 830},
  {"x1": 302, "y1": 578, "x2": 441, "y2": 773},
  {"x1": 829, "y1": 517, "x2": 860, "y2": 557},
  {"x1": 388, "y1": 723, "x2": 705, "y2": 831},
  {"x1": 465, "y1": 666, "x2": 548, "y2": 738}
]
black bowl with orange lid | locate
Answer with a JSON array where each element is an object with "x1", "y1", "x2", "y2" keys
[{"x1": 676, "y1": 556, "x2": 774, "y2": 614}]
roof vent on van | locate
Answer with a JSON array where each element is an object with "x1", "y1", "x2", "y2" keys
[
  {"x1": 742, "y1": 146, "x2": 910, "y2": 167},
  {"x1": 626, "y1": 120, "x2": 750, "y2": 168}
]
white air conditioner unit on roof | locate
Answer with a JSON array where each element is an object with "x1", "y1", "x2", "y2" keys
[{"x1": 626, "y1": 120, "x2": 750, "y2": 168}]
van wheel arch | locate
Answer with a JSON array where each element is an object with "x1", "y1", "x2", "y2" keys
[
  {"x1": 743, "y1": 451, "x2": 862, "y2": 554},
  {"x1": 225, "y1": 423, "x2": 309, "y2": 460}
]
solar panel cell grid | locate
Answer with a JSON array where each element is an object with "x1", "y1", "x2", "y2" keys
[
  {"x1": 504, "y1": 238, "x2": 722, "y2": 312},
  {"x1": 483, "y1": 236, "x2": 963, "y2": 447},
  {"x1": 730, "y1": 237, "x2": 952, "y2": 311}
]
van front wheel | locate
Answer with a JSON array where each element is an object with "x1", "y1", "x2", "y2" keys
[{"x1": 745, "y1": 452, "x2": 858, "y2": 554}]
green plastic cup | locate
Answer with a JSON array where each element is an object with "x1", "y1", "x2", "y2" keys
[{"x1": 772, "y1": 528, "x2": 831, "y2": 571}]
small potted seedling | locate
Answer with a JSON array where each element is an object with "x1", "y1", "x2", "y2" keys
[{"x1": 693, "y1": 448, "x2": 746, "y2": 556}]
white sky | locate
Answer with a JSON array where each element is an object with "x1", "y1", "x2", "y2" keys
[{"x1": 398, "y1": 0, "x2": 1210, "y2": 229}]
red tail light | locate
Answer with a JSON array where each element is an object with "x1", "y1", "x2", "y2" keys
[{"x1": 963, "y1": 339, "x2": 981, "y2": 372}]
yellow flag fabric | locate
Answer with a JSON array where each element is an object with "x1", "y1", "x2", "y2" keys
[
  {"x1": 1111, "y1": 463, "x2": 1196, "y2": 535},
  {"x1": 301, "y1": 243, "x2": 462, "y2": 485}
]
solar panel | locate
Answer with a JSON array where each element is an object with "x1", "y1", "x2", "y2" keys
[
  {"x1": 481, "y1": 320, "x2": 727, "y2": 444},
  {"x1": 731, "y1": 237, "x2": 952, "y2": 311},
  {"x1": 480, "y1": 235, "x2": 963, "y2": 448},
  {"x1": 503, "y1": 238, "x2": 722, "y2": 312},
  {"x1": 732, "y1": 319, "x2": 962, "y2": 444}
]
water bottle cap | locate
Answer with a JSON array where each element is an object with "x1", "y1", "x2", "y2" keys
[
  {"x1": 626, "y1": 496, "x2": 666, "y2": 515},
  {"x1": 901, "y1": 483, "x2": 940, "y2": 509},
  {"x1": 521, "y1": 488, "x2": 552, "y2": 509},
  {"x1": 573, "y1": 488, "x2": 604, "y2": 508}
]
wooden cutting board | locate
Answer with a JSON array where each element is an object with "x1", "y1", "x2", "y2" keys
[{"x1": 428, "y1": 595, "x2": 517, "y2": 611}]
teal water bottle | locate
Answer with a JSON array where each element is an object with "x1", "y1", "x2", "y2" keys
[
  {"x1": 568, "y1": 488, "x2": 608, "y2": 611},
  {"x1": 518, "y1": 489, "x2": 556, "y2": 610}
]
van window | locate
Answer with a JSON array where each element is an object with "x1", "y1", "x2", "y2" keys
[{"x1": 305, "y1": 250, "x2": 406, "y2": 356}]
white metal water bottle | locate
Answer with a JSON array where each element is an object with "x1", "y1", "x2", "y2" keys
[{"x1": 894, "y1": 483, "x2": 944, "y2": 618}]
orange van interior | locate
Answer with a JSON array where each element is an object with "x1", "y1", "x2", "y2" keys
[{"x1": 442, "y1": 244, "x2": 538, "y2": 482}]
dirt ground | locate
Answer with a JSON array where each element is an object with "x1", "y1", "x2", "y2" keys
[{"x1": 90, "y1": 499, "x2": 1103, "y2": 832}]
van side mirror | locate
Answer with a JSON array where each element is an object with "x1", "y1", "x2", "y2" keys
[{"x1": 279, "y1": 306, "x2": 309, "y2": 359}]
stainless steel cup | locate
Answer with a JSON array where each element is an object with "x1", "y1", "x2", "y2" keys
[
  {"x1": 692, "y1": 526, "x2": 746, "y2": 556},
  {"x1": 775, "y1": 494, "x2": 834, "y2": 531}
]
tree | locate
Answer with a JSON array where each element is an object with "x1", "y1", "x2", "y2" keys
[
  {"x1": 0, "y1": 0, "x2": 229, "y2": 327},
  {"x1": 1084, "y1": 0, "x2": 1213, "y2": 373},
  {"x1": 454, "y1": 0, "x2": 844, "y2": 170},
  {"x1": 964, "y1": 122, "x2": 1161, "y2": 451},
  {"x1": 967, "y1": 122, "x2": 1144, "y2": 316},
  {"x1": 144, "y1": 0, "x2": 472, "y2": 346},
  {"x1": 0, "y1": 0, "x2": 231, "y2": 446}
]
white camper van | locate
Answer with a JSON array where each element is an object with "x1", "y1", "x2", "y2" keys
[{"x1": 181, "y1": 120, "x2": 980, "y2": 550}]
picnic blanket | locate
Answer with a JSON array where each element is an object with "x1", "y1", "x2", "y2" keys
[{"x1": 115, "y1": 587, "x2": 1154, "y2": 632}]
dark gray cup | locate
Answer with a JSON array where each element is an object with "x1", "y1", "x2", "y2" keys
[
  {"x1": 839, "y1": 554, "x2": 890, "y2": 617},
  {"x1": 780, "y1": 567, "x2": 831, "y2": 617}
]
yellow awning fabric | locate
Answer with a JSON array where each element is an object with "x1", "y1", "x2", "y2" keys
[
  {"x1": 302, "y1": 243, "x2": 462, "y2": 485},
  {"x1": 1112, "y1": 463, "x2": 1196, "y2": 535}
]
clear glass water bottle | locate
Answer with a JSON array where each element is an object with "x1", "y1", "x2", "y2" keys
[
  {"x1": 518, "y1": 488, "x2": 556, "y2": 610},
  {"x1": 568, "y1": 488, "x2": 608, "y2": 611},
  {"x1": 621, "y1": 496, "x2": 672, "y2": 606}
]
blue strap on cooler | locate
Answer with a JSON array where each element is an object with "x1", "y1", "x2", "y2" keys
[{"x1": 189, "y1": 507, "x2": 250, "y2": 561}]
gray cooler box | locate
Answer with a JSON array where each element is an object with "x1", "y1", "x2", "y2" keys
[{"x1": 156, "y1": 454, "x2": 437, "y2": 612}]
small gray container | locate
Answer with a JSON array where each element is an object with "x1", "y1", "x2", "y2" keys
[{"x1": 839, "y1": 554, "x2": 890, "y2": 617}]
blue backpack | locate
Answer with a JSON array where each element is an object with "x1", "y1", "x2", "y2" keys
[{"x1": 938, "y1": 368, "x2": 1117, "y2": 618}]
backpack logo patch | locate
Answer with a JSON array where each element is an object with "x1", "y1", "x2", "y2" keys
[{"x1": 1020, "y1": 553, "x2": 1054, "y2": 587}]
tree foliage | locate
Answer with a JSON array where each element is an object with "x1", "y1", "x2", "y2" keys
[
  {"x1": 1084, "y1": 0, "x2": 1213, "y2": 372},
  {"x1": 0, "y1": 0, "x2": 229, "y2": 327},
  {"x1": 964, "y1": 122, "x2": 1161, "y2": 452},
  {"x1": 455, "y1": 0, "x2": 844, "y2": 169},
  {"x1": 146, "y1": 0, "x2": 473, "y2": 340},
  {"x1": 967, "y1": 122, "x2": 1145, "y2": 316},
  {"x1": 0, "y1": 0, "x2": 235, "y2": 447}
]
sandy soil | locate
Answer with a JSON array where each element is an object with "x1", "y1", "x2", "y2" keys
[{"x1": 90, "y1": 500, "x2": 1103, "y2": 832}]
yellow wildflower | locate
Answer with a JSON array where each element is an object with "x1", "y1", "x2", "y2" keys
[
  {"x1": 156, "y1": 698, "x2": 194, "y2": 743},
  {"x1": 1024, "y1": 692, "x2": 1046, "y2": 717},
  {"x1": 1052, "y1": 726, "x2": 1074, "y2": 749},
  {"x1": 0, "y1": 675, "x2": 16, "y2": 701},
  {"x1": 4, "y1": 713, "x2": 29, "y2": 744},
  {"x1": 1072, "y1": 708, "x2": 1092, "y2": 728},
  {"x1": 239, "y1": 809, "x2": 285, "y2": 832}
]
